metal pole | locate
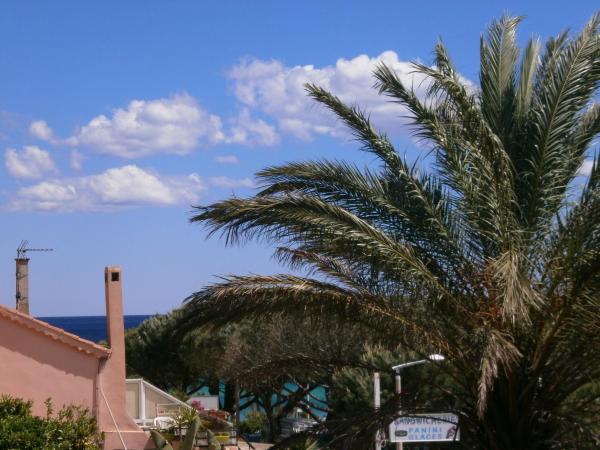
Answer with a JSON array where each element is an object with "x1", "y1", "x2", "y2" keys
[
  {"x1": 395, "y1": 373, "x2": 402, "y2": 450},
  {"x1": 374, "y1": 372, "x2": 381, "y2": 450},
  {"x1": 235, "y1": 380, "x2": 241, "y2": 431}
]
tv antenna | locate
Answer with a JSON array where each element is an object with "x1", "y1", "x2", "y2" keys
[{"x1": 16, "y1": 240, "x2": 53, "y2": 259}]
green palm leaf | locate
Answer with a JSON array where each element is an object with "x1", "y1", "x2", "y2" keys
[{"x1": 183, "y1": 13, "x2": 600, "y2": 449}]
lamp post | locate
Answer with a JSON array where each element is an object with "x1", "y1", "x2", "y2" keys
[
  {"x1": 391, "y1": 354, "x2": 445, "y2": 450},
  {"x1": 374, "y1": 372, "x2": 382, "y2": 450}
]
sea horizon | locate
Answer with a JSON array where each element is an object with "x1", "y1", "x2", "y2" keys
[{"x1": 39, "y1": 315, "x2": 151, "y2": 343}]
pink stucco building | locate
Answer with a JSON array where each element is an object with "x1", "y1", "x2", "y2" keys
[{"x1": 0, "y1": 266, "x2": 153, "y2": 450}]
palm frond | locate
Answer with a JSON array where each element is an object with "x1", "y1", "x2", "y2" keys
[
  {"x1": 305, "y1": 83, "x2": 402, "y2": 171},
  {"x1": 520, "y1": 13, "x2": 600, "y2": 234},
  {"x1": 184, "y1": 13, "x2": 600, "y2": 448},
  {"x1": 480, "y1": 15, "x2": 522, "y2": 140},
  {"x1": 181, "y1": 274, "x2": 453, "y2": 355}
]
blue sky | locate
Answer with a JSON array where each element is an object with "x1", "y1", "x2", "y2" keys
[{"x1": 0, "y1": 1, "x2": 597, "y2": 316}]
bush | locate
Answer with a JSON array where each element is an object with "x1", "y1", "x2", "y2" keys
[
  {"x1": 239, "y1": 411, "x2": 264, "y2": 434},
  {"x1": 0, "y1": 395, "x2": 102, "y2": 450}
]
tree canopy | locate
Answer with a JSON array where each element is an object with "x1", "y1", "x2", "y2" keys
[{"x1": 181, "y1": 13, "x2": 600, "y2": 449}]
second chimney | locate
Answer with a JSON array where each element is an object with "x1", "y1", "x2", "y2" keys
[{"x1": 15, "y1": 258, "x2": 29, "y2": 315}]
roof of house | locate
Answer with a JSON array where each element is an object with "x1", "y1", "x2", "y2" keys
[{"x1": 0, "y1": 304, "x2": 111, "y2": 359}]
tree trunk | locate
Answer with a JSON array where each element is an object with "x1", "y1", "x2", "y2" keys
[
  {"x1": 208, "y1": 378, "x2": 220, "y2": 397},
  {"x1": 261, "y1": 393, "x2": 281, "y2": 442},
  {"x1": 223, "y1": 380, "x2": 236, "y2": 413}
]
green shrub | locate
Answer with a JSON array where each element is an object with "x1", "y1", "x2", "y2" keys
[
  {"x1": 0, "y1": 395, "x2": 102, "y2": 450},
  {"x1": 239, "y1": 411, "x2": 264, "y2": 434}
]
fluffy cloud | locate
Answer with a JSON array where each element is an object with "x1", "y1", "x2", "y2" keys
[
  {"x1": 70, "y1": 149, "x2": 84, "y2": 170},
  {"x1": 228, "y1": 51, "x2": 435, "y2": 140},
  {"x1": 26, "y1": 51, "x2": 462, "y2": 161},
  {"x1": 214, "y1": 154, "x2": 239, "y2": 165},
  {"x1": 29, "y1": 120, "x2": 57, "y2": 143},
  {"x1": 225, "y1": 108, "x2": 280, "y2": 146},
  {"x1": 5, "y1": 146, "x2": 58, "y2": 179},
  {"x1": 8, "y1": 165, "x2": 207, "y2": 212},
  {"x1": 67, "y1": 94, "x2": 225, "y2": 158},
  {"x1": 209, "y1": 176, "x2": 255, "y2": 189}
]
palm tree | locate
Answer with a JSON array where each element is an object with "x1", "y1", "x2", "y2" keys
[{"x1": 182, "y1": 14, "x2": 600, "y2": 449}]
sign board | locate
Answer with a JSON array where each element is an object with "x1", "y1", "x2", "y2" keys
[{"x1": 389, "y1": 413, "x2": 459, "y2": 443}]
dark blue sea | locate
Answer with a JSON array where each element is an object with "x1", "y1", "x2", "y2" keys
[{"x1": 38, "y1": 315, "x2": 150, "y2": 342}]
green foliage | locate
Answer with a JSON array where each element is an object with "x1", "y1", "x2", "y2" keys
[
  {"x1": 0, "y1": 395, "x2": 32, "y2": 417},
  {"x1": 149, "y1": 429, "x2": 173, "y2": 450},
  {"x1": 330, "y1": 347, "x2": 456, "y2": 419},
  {"x1": 214, "y1": 317, "x2": 367, "y2": 441},
  {"x1": 125, "y1": 310, "x2": 230, "y2": 398},
  {"x1": 132, "y1": 309, "x2": 364, "y2": 441},
  {"x1": 239, "y1": 411, "x2": 265, "y2": 434},
  {"x1": 0, "y1": 396, "x2": 102, "y2": 450},
  {"x1": 151, "y1": 416, "x2": 221, "y2": 450},
  {"x1": 329, "y1": 348, "x2": 398, "y2": 418},
  {"x1": 282, "y1": 437, "x2": 322, "y2": 450},
  {"x1": 183, "y1": 12, "x2": 600, "y2": 450},
  {"x1": 182, "y1": 416, "x2": 201, "y2": 450},
  {"x1": 206, "y1": 429, "x2": 222, "y2": 450},
  {"x1": 172, "y1": 406, "x2": 202, "y2": 430}
]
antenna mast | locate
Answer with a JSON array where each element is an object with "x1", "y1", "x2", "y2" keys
[
  {"x1": 15, "y1": 240, "x2": 53, "y2": 315},
  {"x1": 17, "y1": 240, "x2": 53, "y2": 259}
]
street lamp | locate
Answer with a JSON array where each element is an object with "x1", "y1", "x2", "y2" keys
[
  {"x1": 391, "y1": 353, "x2": 445, "y2": 372},
  {"x1": 391, "y1": 354, "x2": 445, "y2": 450}
]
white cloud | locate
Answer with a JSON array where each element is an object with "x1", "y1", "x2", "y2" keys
[
  {"x1": 225, "y1": 108, "x2": 280, "y2": 146},
  {"x1": 5, "y1": 146, "x2": 58, "y2": 179},
  {"x1": 70, "y1": 149, "x2": 84, "y2": 170},
  {"x1": 214, "y1": 154, "x2": 239, "y2": 165},
  {"x1": 13, "y1": 182, "x2": 78, "y2": 211},
  {"x1": 25, "y1": 51, "x2": 466, "y2": 162},
  {"x1": 67, "y1": 94, "x2": 225, "y2": 158},
  {"x1": 578, "y1": 159, "x2": 595, "y2": 176},
  {"x1": 8, "y1": 165, "x2": 207, "y2": 212},
  {"x1": 209, "y1": 176, "x2": 255, "y2": 189},
  {"x1": 37, "y1": 94, "x2": 281, "y2": 156},
  {"x1": 228, "y1": 51, "x2": 434, "y2": 140},
  {"x1": 29, "y1": 120, "x2": 57, "y2": 143}
]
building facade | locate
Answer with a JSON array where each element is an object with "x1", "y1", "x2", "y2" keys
[{"x1": 0, "y1": 266, "x2": 153, "y2": 450}]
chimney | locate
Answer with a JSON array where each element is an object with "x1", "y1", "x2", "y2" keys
[
  {"x1": 105, "y1": 266, "x2": 125, "y2": 354},
  {"x1": 15, "y1": 258, "x2": 29, "y2": 314},
  {"x1": 99, "y1": 266, "x2": 142, "y2": 439}
]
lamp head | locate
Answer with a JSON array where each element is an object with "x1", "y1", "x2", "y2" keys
[{"x1": 428, "y1": 354, "x2": 445, "y2": 361}]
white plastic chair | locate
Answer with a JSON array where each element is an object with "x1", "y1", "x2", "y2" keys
[{"x1": 153, "y1": 416, "x2": 176, "y2": 430}]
